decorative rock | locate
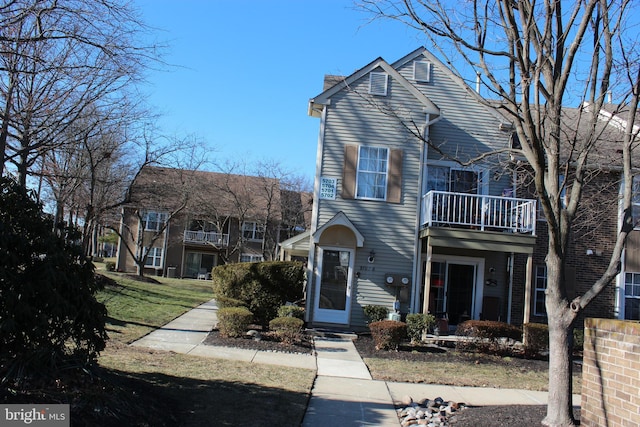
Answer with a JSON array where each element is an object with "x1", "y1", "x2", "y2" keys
[
  {"x1": 245, "y1": 330, "x2": 262, "y2": 341},
  {"x1": 401, "y1": 395, "x2": 414, "y2": 406},
  {"x1": 396, "y1": 396, "x2": 466, "y2": 427}
]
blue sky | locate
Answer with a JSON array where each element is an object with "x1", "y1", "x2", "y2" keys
[{"x1": 135, "y1": 0, "x2": 426, "y2": 180}]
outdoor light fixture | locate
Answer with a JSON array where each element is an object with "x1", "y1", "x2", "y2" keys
[{"x1": 368, "y1": 250, "x2": 376, "y2": 263}]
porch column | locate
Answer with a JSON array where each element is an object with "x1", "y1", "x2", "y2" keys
[
  {"x1": 422, "y1": 237, "x2": 433, "y2": 316},
  {"x1": 523, "y1": 253, "x2": 533, "y2": 325}
]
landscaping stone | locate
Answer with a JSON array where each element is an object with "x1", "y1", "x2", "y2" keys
[{"x1": 397, "y1": 395, "x2": 466, "y2": 427}]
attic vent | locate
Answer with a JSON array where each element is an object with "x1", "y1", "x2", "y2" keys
[
  {"x1": 369, "y1": 72, "x2": 388, "y2": 96},
  {"x1": 413, "y1": 60, "x2": 431, "y2": 82}
]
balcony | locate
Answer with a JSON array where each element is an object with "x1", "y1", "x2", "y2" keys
[
  {"x1": 183, "y1": 230, "x2": 229, "y2": 247},
  {"x1": 421, "y1": 191, "x2": 537, "y2": 235}
]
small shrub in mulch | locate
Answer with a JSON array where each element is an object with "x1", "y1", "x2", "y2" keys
[
  {"x1": 277, "y1": 304, "x2": 305, "y2": 320},
  {"x1": 405, "y1": 313, "x2": 436, "y2": 343},
  {"x1": 363, "y1": 305, "x2": 389, "y2": 324},
  {"x1": 523, "y1": 322, "x2": 548, "y2": 357},
  {"x1": 217, "y1": 307, "x2": 253, "y2": 338},
  {"x1": 369, "y1": 320, "x2": 407, "y2": 350},
  {"x1": 455, "y1": 320, "x2": 522, "y2": 355},
  {"x1": 269, "y1": 317, "x2": 304, "y2": 344}
]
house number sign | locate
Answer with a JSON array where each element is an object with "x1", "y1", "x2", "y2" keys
[{"x1": 319, "y1": 177, "x2": 337, "y2": 199}]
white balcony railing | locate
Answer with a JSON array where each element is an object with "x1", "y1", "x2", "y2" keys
[
  {"x1": 421, "y1": 191, "x2": 537, "y2": 234},
  {"x1": 183, "y1": 230, "x2": 230, "y2": 246}
]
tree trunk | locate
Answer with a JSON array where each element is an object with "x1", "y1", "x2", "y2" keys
[{"x1": 543, "y1": 255, "x2": 578, "y2": 426}]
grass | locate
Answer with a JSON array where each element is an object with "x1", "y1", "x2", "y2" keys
[{"x1": 92, "y1": 268, "x2": 316, "y2": 427}]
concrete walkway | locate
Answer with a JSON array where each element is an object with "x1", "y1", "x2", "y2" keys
[{"x1": 131, "y1": 299, "x2": 581, "y2": 426}]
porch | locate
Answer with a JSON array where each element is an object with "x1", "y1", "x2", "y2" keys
[
  {"x1": 420, "y1": 191, "x2": 537, "y2": 235},
  {"x1": 183, "y1": 230, "x2": 229, "y2": 247}
]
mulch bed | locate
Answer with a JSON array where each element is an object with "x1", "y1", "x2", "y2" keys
[{"x1": 203, "y1": 327, "x2": 314, "y2": 355}]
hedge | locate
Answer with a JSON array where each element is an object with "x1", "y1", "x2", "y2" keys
[{"x1": 212, "y1": 261, "x2": 305, "y2": 327}]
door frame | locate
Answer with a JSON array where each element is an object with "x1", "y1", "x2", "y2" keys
[
  {"x1": 312, "y1": 246, "x2": 355, "y2": 325},
  {"x1": 423, "y1": 254, "x2": 485, "y2": 322}
]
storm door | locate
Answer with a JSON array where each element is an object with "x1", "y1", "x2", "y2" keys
[{"x1": 313, "y1": 248, "x2": 354, "y2": 324}]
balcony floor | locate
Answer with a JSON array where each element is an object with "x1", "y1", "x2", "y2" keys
[{"x1": 420, "y1": 226, "x2": 536, "y2": 254}]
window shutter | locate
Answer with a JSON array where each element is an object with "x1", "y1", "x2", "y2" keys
[
  {"x1": 387, "y1": 149, "x2": 403, "y2": 203},
  {"x1": 369, "y1": 72, "x2": 388, "y2": 96},
  {"x1": 342, "y1": 145, "x2": 357, "y2": 199}
]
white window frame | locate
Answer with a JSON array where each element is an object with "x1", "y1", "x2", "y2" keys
[
  {"x1": 240, "y1": 253, "x2": 263, "y2": 263},
  {"x1": 369, "y1": 72, "x2": 388, "y2": 96},
  {"x1": 356, "y1": 145, "x2": 389, "y2": 200},
  {"x1": 145, "y1": 247, "x2": 163, "y2": 268},
  {"x1": 624, "y1": 272, "x2": 640, "y2": 320},
  {"x1": 413, "y1": 60, "x2": 431, "y2": 83},
  {"x1": 424, "y1": 162, "x2": 486, "y2": 195},
  {"x1": 143, "y1": 211, "x2": 167, "y2": 231},
  {"x1": 534, "y1": 265, "x2": 547, "y2": 316},
  {"x1": 242, "y1": 221, "x2": 265, "y2": 241}
]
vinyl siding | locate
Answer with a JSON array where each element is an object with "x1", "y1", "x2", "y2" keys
[{"x1": 315, "y1": 69, "x2": 424, "y2": 327}]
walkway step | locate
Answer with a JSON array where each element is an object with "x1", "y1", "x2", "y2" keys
[{"x1": 314, "y1": 336, "x2": 372, "y2": 379}]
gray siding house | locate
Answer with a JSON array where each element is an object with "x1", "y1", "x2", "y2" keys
[
  {"x1": 303, "y1": 47, "x2": 536, "y2": 330},
  {"x1": 300, "y1": 47, "x2": 637, "y2": 331}
]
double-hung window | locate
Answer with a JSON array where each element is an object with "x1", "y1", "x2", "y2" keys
[
  {"x1": 143, "y1": 211, "x2": 167, "y2": 231},
  {"x1": 624, "y1": 273, "x2": 640, "y2": 320},
  {"x1": 242, "y1": 221, "x2": 264, "y2": 241},
  {"x1": 356, "y1": 146, "x2": 389, "y2": 200},
  {"x1": 534, "y1": 265, "x2": 547, "y2": 316},
  {"x1": 145, "y1": 247, "x2": 163, "y2": 268}
]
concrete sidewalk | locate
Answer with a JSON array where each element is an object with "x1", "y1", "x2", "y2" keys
[{"x1": 131, "y1": 299, "x2": 580, "y2": 427}]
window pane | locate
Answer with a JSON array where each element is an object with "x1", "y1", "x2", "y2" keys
[{"x1": 356, "y1": 146, "x2": 388, "y2": 200}]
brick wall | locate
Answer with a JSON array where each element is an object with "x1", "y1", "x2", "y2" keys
[
  {"x1": 581, "y1": 318, "x2": 640, "y2": 427},
  {"x1": 510, "y1": 170, "x2": 619, "y2": 326}
]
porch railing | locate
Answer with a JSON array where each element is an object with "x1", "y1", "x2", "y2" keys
[
  {"x1": 421, "y1": 191, "x2": 537, "y2": 234},
  {"x1": 183, "y1": 230, "x2": 230, "y2": 246}
]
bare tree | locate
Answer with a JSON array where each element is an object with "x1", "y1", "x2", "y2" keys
[
  {"x1": 0, "y1": 0, "x2": 160, "y2": 184},
  {"x1": 358, "y1": 1, "x2": 639, "y2": 425}
]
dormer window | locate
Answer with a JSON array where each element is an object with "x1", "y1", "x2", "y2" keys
[
  {"x1": 413, "y1": 61, "x2": 431, "y2": 83},
  {"x1": 369, "y1": 72, "x2": 388, "y2": 96}
]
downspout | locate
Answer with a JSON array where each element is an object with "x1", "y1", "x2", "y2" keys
[
  {"x1": 304, "y1": 104, "x2": 327, "y2": 323},
  {"x1": 411, "y1": 132, "x2": 426, "y2": 313}
]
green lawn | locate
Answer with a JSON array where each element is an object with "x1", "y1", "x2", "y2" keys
[
  {"x1": 96, "y1": 270, "x2": 213, "y2": 343},
  {"x1": 94, "y1": 270, "x2": 315, "y2": 427}
]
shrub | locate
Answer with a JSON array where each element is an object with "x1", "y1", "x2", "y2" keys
[
  {"x1": 523, "y1": 323, "x2": 549, "y2": 356},
  {"x1": 369, "y1": 320, "x2": 407, "y2": 351},
  {"x1": 105, "y1": 261, "x2": 116, "y2": 271},
  {"x1": 277, "y1": 304, "x2": 305, "y2": 320},
  {"x1": 363, "y1": 305, "x2": 389, "y2": 323},
  {"x1": 217, "y1": 307, "x2": 253, "y2": 338},
  {"x1": 406, "y1": 313, "x2": 436, "y2": 343},
  {"x1": 456, "y1": 320, "x2": 522, "y2": 355},
  {"x1": 212, "y1": 261, "x2": 305, "y2": 327},
  {"x1": 215, "y1": 296, "x2": 247, "y2": 309},
  {"x1": 0, "y1": 177, "x2": 107, "y2": 379},
  {"x1": 269, "y1": 317, "x2": 304, "y2": 344}
]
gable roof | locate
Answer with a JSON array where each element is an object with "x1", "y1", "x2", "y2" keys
[
  {"x1": 308, "y1": 52, "x2": 440, "y2": 118},
  {"x1": 130, "y1": 166, "x2": 282, "y2": 221}
]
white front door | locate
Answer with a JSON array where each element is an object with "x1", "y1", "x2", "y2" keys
[{"x1": 313, "y1": 247, "x2": 354, "y2": 324}]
